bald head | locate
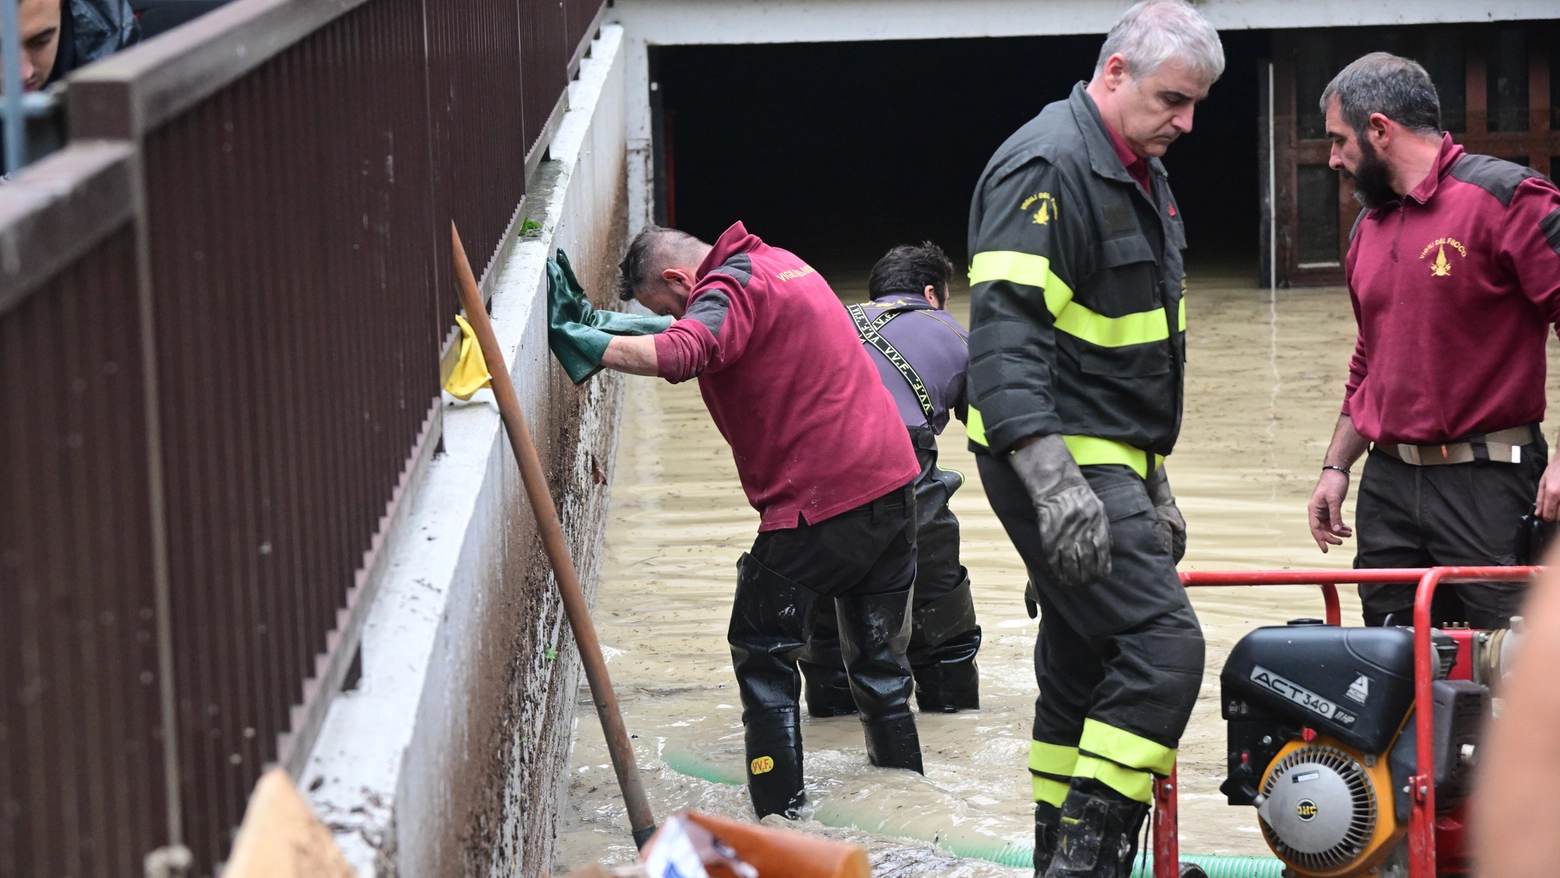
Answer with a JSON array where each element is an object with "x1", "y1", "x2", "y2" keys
[{"x1": 615, "y1": 225, "x2": 712, "y2": 318}]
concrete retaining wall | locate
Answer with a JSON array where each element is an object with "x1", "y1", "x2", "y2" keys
[{"x1": 302, "y1": 25, "x2": 630, "y2": 878}]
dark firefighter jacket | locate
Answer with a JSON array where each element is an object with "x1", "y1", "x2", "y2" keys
[{"x1": 965, "y1": 82, "x2": 1187, "y2": 477}]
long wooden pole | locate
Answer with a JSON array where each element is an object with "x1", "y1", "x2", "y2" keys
[{"x1": 450, "y1": 222, "x2": 657, "y2": 848}]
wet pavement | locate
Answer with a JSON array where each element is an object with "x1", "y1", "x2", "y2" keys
[{"x1": 550, "y1": 262, "x2": 1560, "y2": 875}]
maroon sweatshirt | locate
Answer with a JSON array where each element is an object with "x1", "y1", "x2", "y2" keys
[
  {"x1": 1342, "y1": 136, "x2": 1560, "y2": 445},
  {"x1": 655, "y1": 222, "x2": 920, "y2": 531}
]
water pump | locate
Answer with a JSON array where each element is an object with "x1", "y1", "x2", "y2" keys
[{"x1": 1218, "y1": 620, "x2": 1502, "y2": 877}]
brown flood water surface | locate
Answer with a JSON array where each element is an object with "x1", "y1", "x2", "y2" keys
[{"x1": 552, "y1": 264, "x2": 1560, "y2": 874}]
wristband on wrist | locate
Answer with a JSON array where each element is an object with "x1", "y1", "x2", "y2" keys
[{"x1": 1322, "y1": 464, "x2": 1350, "y2": 476}]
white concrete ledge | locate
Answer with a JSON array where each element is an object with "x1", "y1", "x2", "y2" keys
[
  {"x1": 612, "y1": 0, "x2": 1559, "y2": 45},
  {"x1": 302, "y1": 25, "x2": 629, "y2": 878}
]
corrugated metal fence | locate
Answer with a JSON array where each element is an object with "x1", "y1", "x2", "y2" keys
[{"x1": 0, "y1": 1, "x2": 602, "y2": 874}]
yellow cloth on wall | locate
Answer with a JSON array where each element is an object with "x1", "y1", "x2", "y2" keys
[{"x1": 444, "y1": 313, "x2": 492, "y2": 400}]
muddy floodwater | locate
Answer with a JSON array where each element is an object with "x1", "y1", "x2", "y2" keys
[{"x1": 551, "y1": 264, "x2": 1560, "y2": 876}]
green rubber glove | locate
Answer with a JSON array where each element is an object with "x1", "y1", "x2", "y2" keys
[
  {"x1": 556, "y1": 250, "x2": 671, "y2": 335},
  {"x1": 592, "y1": 309, "x2": 674, "y2": 335},
  {"x1": 550, "y1": 319, "x2": 615, "y2": 385},
  {"x1": 547, "y1": 250, "x2": 672, "y2": 385},
  {"x1": 549, "y1": 250, "x2": 596, "y2": 326}
]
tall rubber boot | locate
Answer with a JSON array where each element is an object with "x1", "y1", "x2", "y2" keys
[
  {"x1": 729, "y1": 552, "x2": 816, "y2": 818},
  {"x1": 798, "y1": 601, "x2": 859, "y2": 718},
  {"x1": 912, "y1": 628, "x2": 981, "y2": 712},
  {"x1": 744, "y1": 707, "x2": 805, "y2": 819},
  {"x1": 1043, "y1": 780, "x2": 1149, "y2": 878},
  {"x1": 1033, "y1": 801, "x2": 1062, "y2": 877},
  {"x1": 908, "y1": 573, "x2": 982, "y2": 713},
  {"x1": 836, "y1": 586, "x2": 923, "y2": 773}
]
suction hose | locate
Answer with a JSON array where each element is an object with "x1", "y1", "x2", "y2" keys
[{"x1": 662, "y1": 745, "x2": 1285, "y2": 877}]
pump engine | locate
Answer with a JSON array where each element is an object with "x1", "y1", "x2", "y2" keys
[{"x1": 1218, "y1": 620, "x2": 1509, "y2": 877}]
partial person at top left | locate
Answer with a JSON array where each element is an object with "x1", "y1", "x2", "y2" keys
[{"x1": 17, "y1": 0, "x2": 139, "y2": 91}]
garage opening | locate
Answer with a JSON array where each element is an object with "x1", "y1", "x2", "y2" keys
[{"x1": 652, "y1": 32, "x2": 1271, "y2": 280}]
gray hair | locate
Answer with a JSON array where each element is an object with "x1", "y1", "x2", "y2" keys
[
  {"x1": 1320, "y1": 52, "x2": 1442, "y2": 139},
  {"x1": 615, "y1": 225, "x2": 707, "y2": 301},
  {"x1": 1094, "y1": 0, "x2": 1226, "y2": 83}
]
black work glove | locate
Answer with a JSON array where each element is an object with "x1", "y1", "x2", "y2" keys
[
  {"x1": 1145, "y1": 465, "x2": 1186, "y2": 564},
  {"x1": 1010, "y1": 435, "x2": 1111, "y2": 588}
]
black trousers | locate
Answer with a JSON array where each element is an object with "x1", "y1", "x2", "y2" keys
[
  {"x1": 907, "y1": 425, "x2": 970, "y2": 603},
  {"x1": 800, "y1": 433, "x2": 978, "y2": 678},
  {"x1": 732, "y1": 482, "x2": 919, "y2": 722},
  {"x1": 730, "y1": 481, "x2": 923, "y2": 817},
  {"x1": 979, "y1": 456, "x2": 1203, "y2": 806},
  {"x1": 1354, "y1": 434, "x2": 1546, "y2": 629},
  {"x1": 749, "y1": 481, "x2": 918, "y2": 600}
]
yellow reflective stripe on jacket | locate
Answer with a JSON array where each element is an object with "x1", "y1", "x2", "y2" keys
[
  {"x1": 966, "y1": 405, "x2": 988, "y2": 446},
  {"x1": 1052, "y1": 305, "x2": 1157, "y2": 347},
  {"x1": 1060, "y1": 436, "x2": 1165, "y2": 479},
  {"x1": 1072, "y1": 754, "x2": 1154, "y2": 804},
  {"x1": 969, "y1": 251, "x2": 1074, "y2": 318},
  {"x1": 1053, "y1": 299, "x2": 1183, "y2": 348},
  {"x1": 970, "y1": 251, "x2": 1186, "y2": 348},
  {"x1": 1029, "y1": 740, "x2": 1080, "y2": 777},
  {"x1": 1033, "y1": 775, "x2": 1070, "y2": 807},
  {"x1": 966, "y1": 413, "x2": 1166, "y2": 477},
  {"x1": 1079, "y1": 718, "x2": 1177, "y2": 775}
]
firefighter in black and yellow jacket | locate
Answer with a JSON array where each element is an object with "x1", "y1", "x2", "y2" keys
[{"x1": 965, "y1": 3, "x2": 1224, "y2": 876}]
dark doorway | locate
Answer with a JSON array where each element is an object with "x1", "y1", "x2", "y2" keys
[{"x1": 653, "y1": 31, "x2": 1270, "y2": 273}]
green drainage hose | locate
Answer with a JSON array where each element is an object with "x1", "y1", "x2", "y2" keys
[
  {"x1": 663, "y1": 747, "x2": 744, "y2": 786},
  {"x1": 1132, "y1": 856, "x2": 1284, "y2": 878},
  {"x1": 889, "y1": 834, "x2": 1282, "y2": 877},
  {"x1": 661, "y1": 747, "x2": 1285, "y2": 877}
]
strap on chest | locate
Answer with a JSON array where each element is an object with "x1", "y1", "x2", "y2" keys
[{"x1": 847, "y1": 302, "x2": 936, "y2": 425}]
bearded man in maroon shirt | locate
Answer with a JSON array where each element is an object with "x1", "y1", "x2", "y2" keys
[
  {"x1": 550, "y1": 222, "x2": 925, "y2": 820},
  {"x1": 1306, "y1": 53, "x2": 1560, "y2": 628}
]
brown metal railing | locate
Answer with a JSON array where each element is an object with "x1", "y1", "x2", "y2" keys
[
  {"x1": 0, "y1": 144, "x2": 170, "y2": 878},
  {"x1": 520, "y1": 0, "x2": 571, "y2": 161},
  {"x1": 137, "y1": 2, "x2": 448, "y2": 857},
  {"x1": 1, "y1": 0, "x2": 606, "y2": 874},
  {"x1": 428, "y1": 0, "x2": 530, "y2": 293},
  {"x1": 565, "y1": 0, "x2": 610, "y2": 78}
]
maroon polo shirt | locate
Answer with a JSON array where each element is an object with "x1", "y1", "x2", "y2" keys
[
  {"x1": 654, "y1": 222, "x2": 920, "y2": 530},
  {"x1": 1342, "y1": 135, "x2": 1560, "y2": 445}
]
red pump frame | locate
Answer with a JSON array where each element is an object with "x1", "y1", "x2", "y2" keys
[{"x1": 1146, "y1": 566, "x2": 1539, "y2": 878}]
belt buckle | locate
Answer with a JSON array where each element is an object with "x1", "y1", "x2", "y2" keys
[{"x1": 1398, "y1": 444, "x2": 1421, "y2": 465}]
